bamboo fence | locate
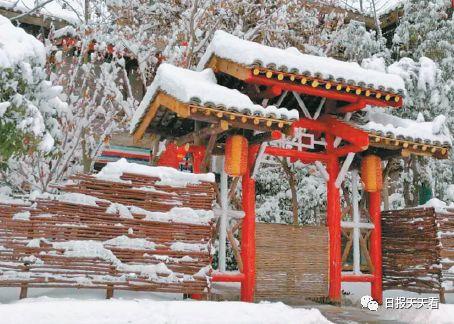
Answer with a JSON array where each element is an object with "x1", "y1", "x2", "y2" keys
[
  {"x1": 255, "y1": 223, "x2": 329, "y2": 303},
  {"x1": 381, "y1": 207, "x2": 443, "y2": 299},
  {"x1": 436, "y1": 209, "x2": 454, "y2": 300},
  {"x1": 0, "y1": 172, "x2": 215, "y2": 299}
]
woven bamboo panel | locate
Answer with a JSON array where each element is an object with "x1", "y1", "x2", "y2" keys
[
  {"x1": 0, "y1": 172, "x2": 215, "y2": 296},
  {"x1": 255, "y1": 223, "x2": 329, "y2": 303},
  {"x1": 381, "y1": 207, "x2": 442, "y2": 294},
  {"x1": 436, "y1": 210, "x2": 454, "y2": 293}
]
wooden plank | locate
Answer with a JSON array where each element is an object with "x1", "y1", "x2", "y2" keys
[
  {"x1": 200, "y1": 133, "x2": 218, "y2": 172},
  {"x1": 175, "y1": 121, "x2": 228, "y2": 146},
  {"x1": 208, "y1": 55, "x2": 251, "y2": 81}
]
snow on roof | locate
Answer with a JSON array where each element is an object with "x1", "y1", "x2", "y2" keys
[
  {"x1": 130, "y1": 63, "x2": 299, "y2": 133},
  {"x1": 361, "y1": 110, "x2": 452, "y2": 146},
  {"x1": 0, "y1": 0, "x2": 83, "y2": 25},
  {"x1": 198, "y1": 30, "x2": 405, "y2": 93},
  {"x1": 96, "y1": 158, "x2": 215, "y2": 186},
  {"x1": 337, "y1": 0, "x2": 403, "y2": 17},
  {"x1": 0, "y1": 15, "x2": 46, "y2": 67}
]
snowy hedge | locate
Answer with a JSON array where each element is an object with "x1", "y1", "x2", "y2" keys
[{"x1": 0, "y1": 15, "x2": 67, "y2": 165}]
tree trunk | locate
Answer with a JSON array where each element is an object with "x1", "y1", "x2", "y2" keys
[
  {"x1": 84, "y1": 0, "x2": 89, "y2": 23},
  {"x1": 81, "y1": 128, "x2": 91, "y2": 173}
]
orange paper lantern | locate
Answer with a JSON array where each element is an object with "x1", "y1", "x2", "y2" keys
[
  {"x1": 225, "y1": 135, "x2": 248, "y2": 176},
  {"x1": 361, "y1": 155, "x2": 383, "y2": 192}
]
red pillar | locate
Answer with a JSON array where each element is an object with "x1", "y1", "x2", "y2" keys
[
  {"x1": 369, "y1": 191, "x2": 383, "y2": 304},
  {"x1": 240, "y1": 146, "x2": 258, "y2": 302},
  {"x1": 327, "y1": 155, "x2": 342, "y2": 302}
]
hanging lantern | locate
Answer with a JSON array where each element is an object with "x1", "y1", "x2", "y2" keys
[
  {"x1": 225, "y1": 135, "x2": 248, "y2": 176},
  {"x1": 361, "y1": 155, "x2": 383, "y2": 192}
]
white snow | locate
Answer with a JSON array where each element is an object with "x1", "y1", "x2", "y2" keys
[
  {"x1": 0, "y1": 0, "x2": 84, "y2": 25},
  {"x1": 12, "y1": 211, "x2": 30, "y2": 221},
  {"x1": 385, "y1": 303, "x2": 454, "y2": 324},
  {"x1": 96, "y1": 158, "x2": 215, "y2": 186},
  {"x1": 55, "y1": 192, "x2": 109, "y2": 207},
  {"x1": 422, "y1": 198, "x2": 450, "y2": 212},
  {"x1": 130, "y1": 63, "x2": 299, "y2": 132},
  {"x1": 0, "y1": 297, "x2": 330, "y2": 324},
  {"x1": 106, "y1": 203, "x2": 133, "y2": 219},
  {"x1": 0, "y1": 194, "x2": 29, "y2": 206},
  {"x1": 49, "y1": 238, "x2": 193, "y2": 282},
  {"x1": 170, "y1": 242, "x2": 208, "y2": 253},
  {"x1": 447, "y1": 185, "x2": 454, "y2": 203},
  {"x1": 361, "y1": 109, "x2": 452, "y2": 145},
  {"x1": 131, "y1": 206, "x2": 214, "y2": 225},
  {"x1": 198, "y1": 30, "x2": 405, "y2": 92},
  {"x1": 103, "y1": 235, "x2": 157, "y2": 250},
  {"x1": 338, "y1": 0, "x2": 403, "y2": 17},
  {"x1": 0, "y1": 15, "x2": 46, "y2": 67}
]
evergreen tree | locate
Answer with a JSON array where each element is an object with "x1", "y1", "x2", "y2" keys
[
  {"x1": 391, "y1": 0, "x2": 454, "y2": 201},
  {"x1": 0, "y1": 16, "x2": 67, "y2": 173}
]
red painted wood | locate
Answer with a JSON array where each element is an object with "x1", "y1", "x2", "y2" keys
[
  {"x1": 245, "y1": 75, "x2": 402, "y2": 108},
  {"x1": 369, "y1": 190, "x2": 383, "y2": 304},
  {"x1": 265, "y1": 146, "x2": 330, "y2": 162},
  {"x1": 157, "y1": 143, "x2": 188, "y2": 169},
  {"x1": 240, "y1": 145, "x2": 259, "y2": 302},
  {"x1": 332, "y1": 145, "x2": 363, "y2": 157},
  {"x1": 326, "y1": 135, "x2": 342, "y2": 302},
  {"x1": 336, "y1": 100, "x2": 366, "y2": 113},
  {"x1": 341, "y1": 274, "x2": 375, "y2": 282},
  {"x1": 188, "y1": 146, "x2": 205, "y2": 174},
  {"x1": 320, "y1": 115, "x2": 370, "y2": 149},
  {"x1": 291, "y1": 118, "x2": 328, "y2": 133},
  {"x1": 102, "y1": 150, "x2": 150, "y2": 160},
  {"x1": 212, "y1": 272, "x2": 245, "y2": 283}
]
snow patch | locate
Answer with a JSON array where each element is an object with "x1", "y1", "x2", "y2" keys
[
  {"x1": 96, "y1": 158, "x2": 214, "y2": 186},
  {"x1": 361, "y1": 109, "x2": 452, "y2": 145},
  {"x1": 130, "y1": 63, "x2": 299, "y2": 132},
  {"x1": 12, "y1": 211, "x2": 30, "y2": 220},
  {"x1": 0, "y1": 15, "x2": 46, "y2": 67},
  {"x1": 0, "y1": 298, "x2": 331, "y2": 324},
  {"x1": 198, "y1": 30, "x2": 405, "y2": 92}
]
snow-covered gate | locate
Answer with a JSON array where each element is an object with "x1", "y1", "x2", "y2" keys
[
  {"x1": 255, "y1": 223, "x2": 329, "y2": 303},
  {"x1": 0, "y1": 160, "x2": 216, "y2": 299}
]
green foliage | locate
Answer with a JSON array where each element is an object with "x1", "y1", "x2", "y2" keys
[{"x1": 0, "y1": 67, "x2": 35, "y2": 165}]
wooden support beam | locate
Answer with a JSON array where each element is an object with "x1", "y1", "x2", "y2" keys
[
  {"x1": 106, "y1": 285, "x2": 114, "y2": 299},
  {"x1": 251, "y1": 142, "x2": 267, "y2": 179},
  {"x1": 228, "y1": 177, "x2": 240, "y2": 203},
  {"x1": 249, "y1": 130, "x2": 282, "y2": 145},
  {"x1": 206, "y1": 55, "x2": 251, "y2": 80},
  {"x1": 341, "y1": 229, "x2": 353, "y2": 264},
  {"x1": 175, "y1": 121, "x2": 228, "y2": 146},
  {"x1": 227, "y1": 226, "x2": 243, "y2": 272},
  {"x1": 133, "y1": 92, "x2": 189, "y2": 142},
  {"x1": 200, "y1": 133, "x2": 218, "y2": 172},
  {"x1": 150, "y1": 134, "x2": 161, "y2": 166}
]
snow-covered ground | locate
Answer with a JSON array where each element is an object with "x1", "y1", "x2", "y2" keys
[
  {"x1": 343, "y1": 282, "x2": 454, "y2": 323},
  {"x1": 0, "y1": 288, "x2": 330, "y2": 324}
]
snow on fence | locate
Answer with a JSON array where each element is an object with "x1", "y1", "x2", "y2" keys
[
  {"x1": 0, "y1": 160, "x2": 216, "y2": 299},
  {"x1": 381, "y1": 207, "x2": 448, "y2": 301}
]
